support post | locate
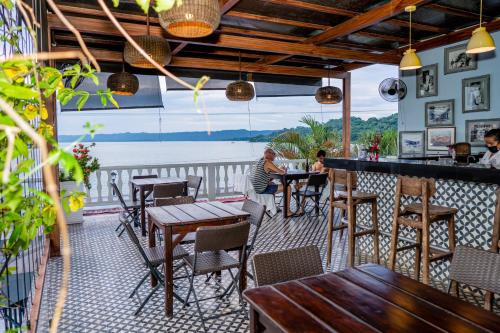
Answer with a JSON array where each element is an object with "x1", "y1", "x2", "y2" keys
[{"x1": 342, "y1": 72, "x2": 352, "y2": 157}]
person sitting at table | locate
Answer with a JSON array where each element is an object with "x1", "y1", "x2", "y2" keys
[
  {"x1": 312, "y1": 149, "x2": 329, "y2": 173},
  {"x1": 480, "y1": 128, "x2": 500, "y2": 166},
  {"x1": 250, "y1": 148, "x2": 292, "y2": 215}
]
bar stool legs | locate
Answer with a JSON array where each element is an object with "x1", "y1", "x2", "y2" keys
[{"x1": 485, "y1": 189, "x2": 500, "y2": 310}]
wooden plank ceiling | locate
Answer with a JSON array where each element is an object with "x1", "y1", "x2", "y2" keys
[{"x1": 49, "y1": 0, "x2": 500, "y2": 78}]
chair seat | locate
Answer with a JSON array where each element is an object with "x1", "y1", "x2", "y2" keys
[
  {"x1": 403, "y1": 203, "x2": 458, "y2": 217},
  {"x1": 337, "y1": 191, "x2": 377, "y2": 200},
  {"x1": 144, "y1": 245, "x2": 189, "y2": 266},
  {"x1": 183, "y1": 250, "x2": 240, "y2": 275},
  {"x1": 124, "y1": 200, "x2": 141, "y2": 209}
]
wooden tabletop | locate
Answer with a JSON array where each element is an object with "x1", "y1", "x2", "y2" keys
[
  {"x1": 130, "y1": 177, "x2": 186, "y2": 186},
  {"x1": 244, "y1": 264, "x2": 500, "y2": 333},
  {"x1": 146, "y1": 201, "x2": 250, "y2": 227}
]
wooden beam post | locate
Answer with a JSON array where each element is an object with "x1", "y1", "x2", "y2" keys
[{"x1": 342, "y1": 73, "x2": 351, "y2": 157}]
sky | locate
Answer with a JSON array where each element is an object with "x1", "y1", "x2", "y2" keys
[{"x1": 57, "y1": 64, "x2": 398, "y2": 135}]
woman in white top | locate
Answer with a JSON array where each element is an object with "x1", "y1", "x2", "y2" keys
[{"x1": 479, "y1": 128, "x2": 500, "y2": 166}]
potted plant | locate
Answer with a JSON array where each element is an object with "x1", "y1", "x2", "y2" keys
[{"x1": 60, "y1": 143, "x2": 100, "y2": 223}]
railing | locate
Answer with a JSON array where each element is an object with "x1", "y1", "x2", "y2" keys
[{"x1": 86, "y1": 159, "x2": 306, "y2": 206}]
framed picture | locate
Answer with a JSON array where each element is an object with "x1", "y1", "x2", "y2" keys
[
  {"x1": 465, "y1": 118, "x2": 500, "y2": 146},
  {"x1": 416, "y1": 64, "x2": 438, "y2": 98},
  {"x1": 399, "y1": 131, "x2": 425, "y2": 156},
  {"x1": 462, "y1": 75, "x2": 490, "y2": 113},
  {"x1": 426, "y1": 127, "x2": 456, "y2": 151},
  {"x1": 444, "y1": 44, "x2": 478, "y2": 74},
  {"x1": 425, "y1": 100, "x2": 454, "y2": 127}
]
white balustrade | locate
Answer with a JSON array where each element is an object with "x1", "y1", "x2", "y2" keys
[{"x1": 85, "y1": 159, "x2": 305, "y2": 206}]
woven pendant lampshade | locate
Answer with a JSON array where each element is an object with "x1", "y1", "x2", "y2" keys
[
  {"x1": 159, "y1": 0, "x2": 220, "y2": 38},
  {"x1": 124, "y1": 12, "x2": 171, "y2": 68},
  {"x1": 107, "y1": 61, "x2": 139, "y2": 96},
  {"x1": 315, "y1": 67, "x2": 342, "y2": 104},
  {"x1": 226, "y1": 53, "x2": 255, "y2": 101}
]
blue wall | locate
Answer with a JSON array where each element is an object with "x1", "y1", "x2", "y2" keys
[{"x1": 399, "y1": 31, "x2": 500, "y2": 153}]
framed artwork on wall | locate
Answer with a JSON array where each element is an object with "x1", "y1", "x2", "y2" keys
[
  {"x1": 444, "y1": 44, "x2": 478, "y2": 74},
  {"x1": 465, "y1": 119, "x2": 500, "y2": 146},
  {"x1": 425, "y1": 100, "x2": 454, "y2": 127},
  {"x1": 426, "y1": 127, "x2": 456, "y2": 151},
  {"x1": 416, "y1": 64, "x2": 438, "y2": 98},
  {"x1": 399, "y1": 131, "x2": 425, "y2": 156},
  {"x1": 462, "y1": 75, "x2": 490, "y2": 113}
]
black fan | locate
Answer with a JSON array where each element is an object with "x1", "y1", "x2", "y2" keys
[
  {"x1": 379, "y1": 78, "x2": 407, "y2": 102},
  {"x1": 59, "y1": 62, "x2": 85, "y2": 89}
]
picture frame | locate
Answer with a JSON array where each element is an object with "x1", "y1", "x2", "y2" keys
[
  {"x1": 462, "y1": 75, "x2": 490, "y2": 113},
  {"x1": 399, "y1": 131, "x2": 425, "y2": 156},
  {"x1": 426, "y1": 127, "x2": 456, "y2": 151},
  {"x1": 425, "y1": 99, "x2": 454, "y2": 127},
  {"x1": 465, "y1": 118, "x2": 500, "y2": 147},
  {"x1": 416, "y1": 64, "x2": 438, "y2": 98},
  {"x1": 444, "y1": 44, "x2": 478, "y2": 75}
]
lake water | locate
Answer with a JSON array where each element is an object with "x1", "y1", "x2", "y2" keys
[{"x1": 82, "y1": 141, "x2": 269, "y2": 166}]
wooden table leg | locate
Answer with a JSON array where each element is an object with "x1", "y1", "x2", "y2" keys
[
  {"x1": 140, "y1": 187, "x2": 146, "y2": 236},
  {"x1": 148, "y1": 216, "x2": 158, "y2": 287},
  {"x1": 163, "y1": 226, "x2": 174, "y2": 317},
  {"x1": 282, "y1": 176, "x2": 289, "y2": 218}
]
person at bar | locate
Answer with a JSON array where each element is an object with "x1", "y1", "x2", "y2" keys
[
  {"x1": 312, "y1": 149, "x2": 329, "y2": 173},
  {"x1": 479, "y1": 128, "x2": 500, "y2": 166},
  {"x1": 250, "y1": 148, "x2": 292, "y2": 215}
]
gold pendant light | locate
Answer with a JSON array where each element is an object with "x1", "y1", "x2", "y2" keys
[
  {"x1": 400, "y1": 5, "x2": 422, "y2": 71},
  {"x1": 226, "y1": 53, "x2": 255, "y2": 102},
  {"x1": 467, "y1": 0, "x2": 496, "y2": 54},
  {"x1": 124, "y1": 11, "x2": 171, "y2": 68},
  {"x1": 315, "y1": 66, "x2": 343, "y2": 104},
  {"x1": 159, "y1": 0, "x2": 220, "y2": 38}
]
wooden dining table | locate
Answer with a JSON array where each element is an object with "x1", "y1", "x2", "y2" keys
[
  {"x1": 130, "y1": 177, "x2": 187, "y2": 236},
  {"x1": 147, "y1": 201, "x2": 250, "y2": 317},
  {"x1": 244, "y1": 264, "x2": 500, "y2": 333}
]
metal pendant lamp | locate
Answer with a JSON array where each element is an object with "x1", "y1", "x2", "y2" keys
[
  {"x1": 315, "y1": 67, "x2": 343, "y2": 104},
  {"x1": 226, "y1": 53, "x2": 255, "y2": 102},
  {"x1": 107, "y1": 57, "x2": 139, "y2": 96},
  {"x1": 159, "y1": 0, "x2": 220, "y2": 38},
  {"x1": 467, "y1": 0, "x2": 496, "y2": 54},
  {"x1": 400, "y1": 6, "x2": 422, "y2": 71},
  {"x1": 124, "y1": 11, "x2": 171, "y2": 68}
]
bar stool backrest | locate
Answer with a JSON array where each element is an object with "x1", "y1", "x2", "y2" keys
[
  {"x1": 194, "y1": 221, "x2": 250, "y2": 253},
  {"x1": 492, "y1": 189, "x2": 500, "y2": 253},
  {"x1": 153, "y1": 183, "x2": 185, "y2": 199},
  {"x1": 329, "y1": 169, "x2": 357, "y2": 202},
  {"x1": 399, "y1": 176, "x2": 436, "y2": 197},
  {"x1": 154, "y1": 196, "x2": 195, "y2": 207}
]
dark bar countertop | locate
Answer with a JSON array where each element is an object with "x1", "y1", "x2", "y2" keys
[{"x1": 324, "y1": 157, "x2": 500, "y2": 186}]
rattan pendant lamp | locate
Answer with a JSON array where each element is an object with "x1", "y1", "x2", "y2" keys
[
  {"x1": 315, "y1": 67, "x2": 343, "y2": 104},
  {"x1": 107, "y1": 56, "x2": 139, "y2": 96},
  {"x1": 400, "y1": 5, "x2": 422, "y2": 71},
  {"x1": 159, "y1": 0, "x2": 220, "y2": 38},
  {"x1": 124, "y1": 11, "x2": 171, "y2": 68},
  {"x1": 226, "y1": 53, "x2": 255, "y2": 102},
  {"x1": 466, "y1": 0, "x2": 496, "y2": 54}
]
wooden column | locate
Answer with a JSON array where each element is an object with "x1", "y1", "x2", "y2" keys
[{"x1": 342, "y1": 72, "x2": 351, "y2": 157}]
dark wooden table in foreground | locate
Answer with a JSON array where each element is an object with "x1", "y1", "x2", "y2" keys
[
  {"x1": 270, "y1": 170, "x2": 317, "y2": 218},
  {"x1": 147, "y1": 201, "x2": 250, "y2": 317},
  {"x1": 244, "y1": 264, "x2": 500, "y2": 333},
  {"x1": 130, "y1": 177, "x2": 187, "y2": 236}
]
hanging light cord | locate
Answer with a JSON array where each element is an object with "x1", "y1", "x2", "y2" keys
[
  {"x1": 327, "y1": 66, "x2": 331, "y2": 86},
  {"x1": 480, "y1": 0, "x2": 483, "y2": 27},
  {"x1": 238, "y1": 52, "x2": 242, "y2": 81},
  {"x1": 409, "y1": 9, "x2": 412, "y2": 49},
  {"x1": 146, "y1": 10, "x2": 150, "y2": 36}
]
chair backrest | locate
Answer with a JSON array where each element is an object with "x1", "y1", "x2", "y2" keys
[
  {"x1": 155, "y1": 196, "x2": 195, "y2": 207},
  {"x1": 241, "y1": 200, "x2": 266, "y2": 254},
  {"x1": 194, "y1": 221, "x2": 250, "y2": 253},
  {"x1": 153, "y1": 183, "x2": 185, "y2": 199},
  {"x1": 450, "y1": 245, "x2": 500, "y2": 295},
  {"x1": 252, "y1": 245, "x2": 323, "y2": 287},
  {"x1": 454, "y1": 142, "x2": 471, "y2": 156},
  {"x1": 110, "y1": 182, "x2": 128, "y2": 209},
  {"x1": 187, "y1": 175, "x2": 202, "y2": 199},
  {"x1": 306, "y1": 173, "x2": 329, "y2": 189},
  {"x1": 398, "y1": 176, "x2": 436, "y2": 197},
  {"x1": 133, "y1": 174, "x2": 158, "y2": 180},
  {"x1": 328, "y1": 169, "x2": 357, "y2": 187}
]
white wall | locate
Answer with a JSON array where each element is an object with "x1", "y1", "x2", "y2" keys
[{"x1": 398, "y1": 31, "x2": 500, "y2": 153}]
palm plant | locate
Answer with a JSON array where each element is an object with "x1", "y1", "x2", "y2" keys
[
  {"x1": 268, "y1": 116, "x2": 342, "y2": 161},
  {"x1": 357, "y1": 129, "x2": 398, "y2": 156}
]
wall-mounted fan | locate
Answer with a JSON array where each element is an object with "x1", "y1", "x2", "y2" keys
[
  {"x1": 59, "y1": 62, "x2": 85, "y2": 89},
  {"x1": 379, "y1": 78, "x2": 407, "y2": 102}
]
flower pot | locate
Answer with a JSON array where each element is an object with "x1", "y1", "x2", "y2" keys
[{"x1": 60, "y1": 180, "x2": 84, "y2": 224}]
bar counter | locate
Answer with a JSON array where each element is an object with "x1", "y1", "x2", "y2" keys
[{"x1": 324, "y1": 157, "x2": 499, "y2": 282}]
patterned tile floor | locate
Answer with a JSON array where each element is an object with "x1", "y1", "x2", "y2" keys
[{"x1": 38, "y1": 203, "x2": 496, "y2": 332}]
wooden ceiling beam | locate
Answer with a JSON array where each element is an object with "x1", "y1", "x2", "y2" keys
[
  {"x1": 426, "y1": 3, "x2": 493, "y2": 20},
  {"x1": 220, "y1": 26, "x2": 305, "y2": 42},
  {"x1": 52, "y1": 46, "x2": 347, "y2": 78},
  {"x1": 225, "y1": 10, "x2": 329, "y2": 30},
  {"x1": 48, "y1": 14, "x2": 400, "y2": 64},
  {"x1": 356, "y1": 30, "x2": 408, "y2": 43}
]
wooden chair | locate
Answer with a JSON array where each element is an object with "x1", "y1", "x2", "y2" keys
[
  {"x1": 132, "y1": 174, "x2": 158, "y2": 200},
  {"x1": 388, "y1": 176, "x2": 457, "y2": 285},
  {"x1": 152, "y1": 183, "x2": 185, "y2": 199},
  {"x1": 326, "y1": 169, "x2": 379, "y2": 268}
]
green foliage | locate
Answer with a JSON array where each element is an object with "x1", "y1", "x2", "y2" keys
[{"x1": 356, "y1": 129, "x2": 398, "y2": 156}]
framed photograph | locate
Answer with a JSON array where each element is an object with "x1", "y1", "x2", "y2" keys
[
  {"x1": 425, "y1": 99, "x2": 454, "y2": 127},
  {"x1": 426, "y1": 127, "x2": 456, "y2": 151},
  {"x1": 416, "y1": 64, "x2": 438, "y2": 98},
  {"x1": 444, "y1": 44, "x2": 478, "y2": 74},
  {"x1": 399, "y1": 131, "x2": 425, "y2": 156},
  {"x1": 462, "y1": 75, "x2": 490, "y2": 113},
  {"x1": 465, "y1": 118, "x2": 500, "y2": 146}
]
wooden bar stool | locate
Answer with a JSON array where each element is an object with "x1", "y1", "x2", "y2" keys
[
  {"x1": 326, "y1": 169, "x2": 380, "y2": 268},
  {"x1": 388, "y1": 176, "x2": 457, "y2": 285},
  {"x1": 485, "y1": 189, "x2": 500, "y2": 310}
]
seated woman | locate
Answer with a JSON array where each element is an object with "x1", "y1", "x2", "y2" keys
[{"x1": 479, "y1": 128, "x2": 500, "y2": 166}]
